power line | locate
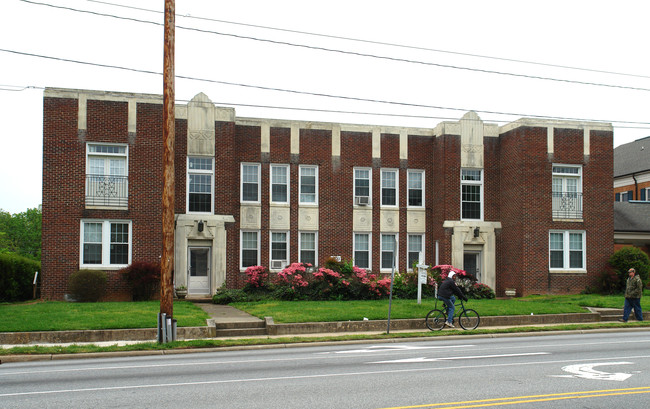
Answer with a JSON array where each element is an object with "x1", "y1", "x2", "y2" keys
[
  {"x1": 3, "y1": 45, "x2": 650, "y2": 132},
  {"x1": 3, "y1": 81, "x2": 649, "y2": 130},
  {"x1": 19, "y1": 0, "x2": 650, "y2": 93},
  {"x1": 84, "y1": 0, "x2": 650, "y2": 80}
]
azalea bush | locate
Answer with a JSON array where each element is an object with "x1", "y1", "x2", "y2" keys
[{"x1": 214, "y1": 261, "x2": 495, "y2": 304}]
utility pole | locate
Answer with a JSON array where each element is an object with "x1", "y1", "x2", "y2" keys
[{"x1": 159, "y1": 0, "x2": 175, "y2": 341}]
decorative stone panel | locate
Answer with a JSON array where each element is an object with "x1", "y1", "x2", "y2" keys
[
  {"x1": 298, "y1": 207, "x2": 319, "y2": 230},
  {"x1": 240, "y1": 205, "x2": 261, "y2": 229},
  {"x1": 380, "y1": 209, "x2": 399, "y2": 232}
]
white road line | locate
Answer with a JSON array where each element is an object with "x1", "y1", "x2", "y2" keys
[
  {"x1": 369, "y1": 352, "x2": 549, "y2": 364},
  {"x1": 3, "y1": 354, "x2": 650, "y2": 398}
]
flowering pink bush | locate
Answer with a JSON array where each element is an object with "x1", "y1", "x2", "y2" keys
[
  {"x1": 274, "y1": 263, "x2": 310, "y2": 289},
  {"x1": 244, "y1": 265, "x2": 269, "y2": 288}
]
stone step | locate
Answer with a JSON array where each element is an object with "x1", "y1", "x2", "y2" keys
[
  {"x1": 214, "y1": 327, "x2": 267, "y2": 337},
  {"x1": 214, "y1": 321, "x2": 266, "y2": 330}
]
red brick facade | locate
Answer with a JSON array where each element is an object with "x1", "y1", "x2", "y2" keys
[{"x1": 42, "y1": 89, "x2": 614, "y2": 300}]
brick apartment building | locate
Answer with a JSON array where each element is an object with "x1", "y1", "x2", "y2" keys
[{"x1": 41, "y1": 88, "x2": 614, "y2": 300}]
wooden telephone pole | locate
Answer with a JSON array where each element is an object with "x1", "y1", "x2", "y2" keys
[{"x1": 161, "y1": 0, "x2": 175, "y2": 323}]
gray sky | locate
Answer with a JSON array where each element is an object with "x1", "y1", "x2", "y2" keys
[{"x1": 1, "y1": 0, "x2": 649, "y2": 214}]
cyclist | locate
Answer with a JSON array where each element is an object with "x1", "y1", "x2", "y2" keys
[{"x1": 438, "y1": 271, "x2": 468, "y2": 328}]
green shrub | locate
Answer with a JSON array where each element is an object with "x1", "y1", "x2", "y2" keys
[
  {"x1": 68, "y1": 269, "x2": 107, "y2": 302},
  {"x1": 120, "y1": 261, "x2": 160, "y2": 301},
  {"x1": 212, "y1": 288, "x2": 249, "y2": 304},
  {"x1": 609, "y1": 247, "x2": 650, "y2": 292},
  {"x1": 0, "y1": 253, "x2": 40, "y2": 301}
]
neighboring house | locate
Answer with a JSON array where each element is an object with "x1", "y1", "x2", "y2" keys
[
  {"x1": 613, "y1": 136, "x2": 650, "y2": 255},
  {"x1": 614, "y1": 202, "x2": 650, "y2": 255},
  {"x1": 41, "y1": 88, "x2": 614, "y2": 300},
  {"x1": 614, "y1": 136, "x2": 650, "y2": 202}
]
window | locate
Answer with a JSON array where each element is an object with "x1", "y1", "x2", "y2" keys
[
  {"x1": 354, "y1": 233, "x2": 371, "y2": 269},
  {"x1": 241, "y1": 163, "x2": 260, "y2": 202},
  {"x1": 407, "y1": 170, "x2": 424, "y2": 207},
  {"x1": 354, "y1": 168, "x2": 371, "y2": 206},
  {"x1": 240, "y1": 231, "x2": 259, "y2": 268},
  {"x1": 270, "y1": 231, "x2": 289, "y2": 269},
  {"x1": 187, "y1": 157, "x2": 213, "y2": 213},
  {"x1": 552, "y1": 165, "x2": 582, "y2": 219},
  {"x1": 381, "y1": 169, "x2": 398, "y2": 207},
  {"x1": 407, "y1": 234, "x2": 424, "y2": 269},
  {"x1": 461, "y1": 169, "x2": 483, "y2": 220},
  {"x1": 85, "y1": 143, "x2": 128, "y2": 207},
  {"x1": 615, "y1": 191, "x2": 631, "y2": 202},
  {"x1": 299, "y1": 165, "x2": 318, "y2": 204},
  {"x1": 80, "y1": 220, "x2": 131, "y2": 267},
  {"x1": 549, "y1": 231, "x2": 585, "y2": 270},
  {"x1": 270, "y1": 164, "x2": 289, "y2": 203},
  {"x1": 381, "y1": 234, "x2": 397, "y2": 270},
  {"x1": 299, "y1": 232, "x2": 317, "y2": 265}
]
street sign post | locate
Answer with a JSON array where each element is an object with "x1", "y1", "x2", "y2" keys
[{"x1": 416, "y1": 264, "x2": 429, "y2": 304}]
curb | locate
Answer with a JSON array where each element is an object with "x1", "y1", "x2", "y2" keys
[{"x1": 3, "y1": 326, "x2": 649, "y2": 364}]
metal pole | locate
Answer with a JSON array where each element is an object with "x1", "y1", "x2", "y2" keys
[
  {"x1": 386, "y1": 236, "x2": 397, "y2": 334},
  {"x1": 160, "y1": 0, "x2": 175, "y2": 330}
]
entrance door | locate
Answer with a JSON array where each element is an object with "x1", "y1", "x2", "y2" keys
[
  {"x1": 188, "y1": 247, "x2": 210, "y2": 295},
  {"x1": 463, "y1": 251, "x2": 481, "y2": 282}
]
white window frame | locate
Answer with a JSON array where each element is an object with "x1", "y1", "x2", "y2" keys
[
  {"x1": 270, "y1": 231, "x2": 290, "y2": 270},
  {"x1": 381, "y1": 168, "x2": 399, "y2": 207},
  {"x1": 618, "y1": 191, "x2": 630, "y2": 202},
  {"x1": 241, "y1": 163, "x2": 261, "y2": 203},
  {"x1": 353, "y1": 232, "x2": 371, "y2": 270},
  {"x1": 187, "y1": 156, "x2": 214, "y2": 214},
  {"x1": 299, "y1": 231, "x2": 318, "y2": 266},
  {"x1": 354, "y1": 167, "x2": 372, "y2": 206},
  {"x1": 299, "y1": 165, "x2": 318, "y2": 205},
  {"x1": 85, "y1": 143, "x2": 129, "y2": 208},
  {"x1": 270, "y1": 164, "x2": 290, "y2": 204},
  {"x1": 407, "y1": 234, "x2": 425, "y2": 270},
  {"x1": 240, "y1": 230, "x2": 260, "y2": 270},
  {"x1": 407, "y1": 170, "x2": 424, "y2": 208},
  {"x1": 552, "y1": 164, "x2": 583, "y2": 219},
  {"x1": 549, "y1": 230, "x2": 586, "y2": 271},
  {"x1": 80, "y1": 220, "x2": 132, "y2": 269},
  {"x1": 381, "y1": 233, "x2": 398, "y2": 271},
  {"x1": 461, "y1": 168, "x2": 483, "y2": 221}
]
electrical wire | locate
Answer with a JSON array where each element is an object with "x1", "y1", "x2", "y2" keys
[
  {"x1": 18, "y1": 0, "x2": 650, "y2": 93},
  {"x1": 83, "y1": 0, "x2": 650, "y2": 80},
  {"x1": 2, "y1": 48, "x2": 649, "y2": 128}
]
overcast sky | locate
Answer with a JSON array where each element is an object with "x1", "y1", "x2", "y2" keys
[{"x1": 1, "y1": 0, "x2": 649, "y2": 214}]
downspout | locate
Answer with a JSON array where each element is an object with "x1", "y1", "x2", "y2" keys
[{"x1": 632, "y1": 173, "x2": 638, "y2": 200}]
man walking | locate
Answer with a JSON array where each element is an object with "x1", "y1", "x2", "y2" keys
[{"x1": 619, "y1": 268, "x2": 644, "y2": 323}]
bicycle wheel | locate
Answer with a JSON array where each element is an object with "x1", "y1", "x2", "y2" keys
[
  {"x1": 425, "y1": 309, "x2": 447, "y2": 331},
  {"x1": 459, "y1": 309, "x2": 480, "y2": 330}
]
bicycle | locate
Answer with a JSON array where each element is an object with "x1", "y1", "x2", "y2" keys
[{"x1": 425, "y1": 297, "x2": 480, "y2": 331}]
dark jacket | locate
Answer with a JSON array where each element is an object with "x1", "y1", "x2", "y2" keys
[
  {"x1": 625, "y1": 274, "x2": 643, "y2": 299},
  {"x1": 439, "y1": 276, "x2": 467, "y2": 301}
]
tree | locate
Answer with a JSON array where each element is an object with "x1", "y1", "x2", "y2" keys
[{"x1": 0, "y1": 207, "x2": 42, "y2": 260}]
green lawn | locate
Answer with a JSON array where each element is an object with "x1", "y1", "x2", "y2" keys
[
  {"x1": 0, "y1": 301, "x2": 209, "y2": 332},
  {"x1": 1, "y1": 292, "x2": 648, "y2": 332},
  {"x1": 233, "y1": 292, "x2": 650, "y2": 323}
]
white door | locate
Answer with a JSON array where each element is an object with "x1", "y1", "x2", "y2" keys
[
  {"x1": 463, "y1": 251, "x2": 481, "y2": 283},
  {"x1": 188, "y1": 247, "x2": 210, "y2": 295}
]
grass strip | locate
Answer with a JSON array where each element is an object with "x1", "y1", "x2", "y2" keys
[{"x1": 2, "y1": 321, "x2": 649, "y2": 357}]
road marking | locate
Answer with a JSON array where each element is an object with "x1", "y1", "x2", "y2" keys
[
  {"x1": 370, "y1": 352, "x2": 549, "y2": 364},
  {"x1": 552, "y1": 362, "x2": 633, "y2": 381},
  {"x1": 0, "y1": 358, "x2": 646, "y2": 399},
  {"x1": 379, "y1": 387, "x2": 650, "y2": 408},
  {"x1": 327, "y1": 344, "x2": 475, "y2": 354}
]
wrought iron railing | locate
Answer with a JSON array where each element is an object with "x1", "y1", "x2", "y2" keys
[
  {"x1": 552, "y1": 192, "x2": 583, "y2": 219},
  {"x1": 85, "y1": 175, "x2": 128, "y2": 207}
]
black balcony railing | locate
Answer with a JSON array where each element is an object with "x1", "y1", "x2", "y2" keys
[
  {"x1": 86, "y1": 175, "x2": 128, "y2": 207},
  {"x1": 552, "y1": 192, "x2": 583, "y2": 219}
]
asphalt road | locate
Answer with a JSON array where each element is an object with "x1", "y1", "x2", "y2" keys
[{"x1": 1, "y1": 330, "x2": 650, "y2": 408}]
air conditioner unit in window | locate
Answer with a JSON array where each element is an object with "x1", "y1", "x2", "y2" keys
[
  {"x1": 355, "y1": 196, "x2": 370, "y2": 206},
  {"x1": 271, "y1": 260, "x2": 285, "y2": 270}
]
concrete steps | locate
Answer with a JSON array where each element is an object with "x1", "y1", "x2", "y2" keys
[{"x1": 213, "y1": 320, "x2": 267, "y2": 337}]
